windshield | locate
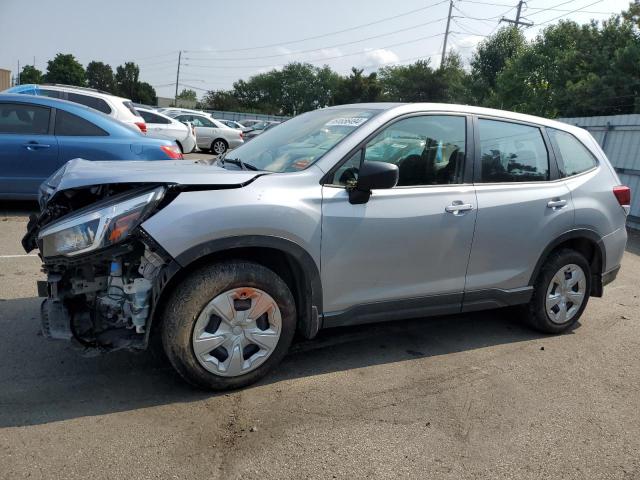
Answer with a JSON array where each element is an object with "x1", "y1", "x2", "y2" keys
[{"x1": 223, "y1": 108, "x2": 379, "y2": 172}]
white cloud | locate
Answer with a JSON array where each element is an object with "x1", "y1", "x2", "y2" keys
[
  {"x1": 319, "y1": 47, "x2": 343, "y2": 58},
  {"x1": 363, "y1": 48, "x2": 400, "y2": 66}
]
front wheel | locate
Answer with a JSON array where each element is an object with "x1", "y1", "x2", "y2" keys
[
  {"x1": 523, "y1": 249, "x2": 591, "y2": 334},
  {"x1": 161, "y1": 260, "x2": 296, "y2": 390},
  {"x1": 211, "y1": 139, "x2": 228, "y2": 155}
]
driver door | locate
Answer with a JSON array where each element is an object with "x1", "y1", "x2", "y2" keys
[{"x1": 320, "y1": 114, "x2": 477, "y2": 326}]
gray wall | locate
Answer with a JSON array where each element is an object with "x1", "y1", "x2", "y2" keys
[{"x1": 559, "y1": 114, "x2": 640, "y2": 229}]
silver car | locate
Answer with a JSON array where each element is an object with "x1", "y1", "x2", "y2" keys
[
  {"x1": 171, "y1": 112, "x2": 243, "y2": 154},
  {"x1": 23, "y1": 103, "x2": 630, "y2": 390}
]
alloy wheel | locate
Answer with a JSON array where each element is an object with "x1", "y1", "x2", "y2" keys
[{"x1": 213, "y1": 140, "x2": 227, "y2": 155}]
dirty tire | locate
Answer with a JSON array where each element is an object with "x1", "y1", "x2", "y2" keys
[
  {"x1": 161, "y1": 260, "x2": 296, "y2": 390},
  {"x1": 523, "y1": 248, "x2": 591, "y2": 334},
  {"x1": 211, "y1": 138, "x2": 228, "y2": 155}
]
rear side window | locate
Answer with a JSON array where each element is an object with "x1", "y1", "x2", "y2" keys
[
  {"x1": 67, "y1": 92, "x2": 112, "y2": 114},
  {"x1": 478, "y1": 119, "x2": 549, "y2": 182},
  {"x1": 122, "y1": 101, "x2": 140, "y2": 117},
  {"x1": 139, "y1": 110, "x2": 171, "y2": 124},
  {"x1": 39, "y1": 89, "x2": 63, "y2": 99},
  {"x1": 0, "y1": 103, "x2": 50, "y2": 134},
  {"x1": 548, "y1": 128, "x2": 598, "y2": 177},
  {"x1": 54, "y1": 110, "x2": 108, "y2": 136}
]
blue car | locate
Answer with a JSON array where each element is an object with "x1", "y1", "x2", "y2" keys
[{"x1": 0, "y1": 94, "x2": 183, "y2": 199}]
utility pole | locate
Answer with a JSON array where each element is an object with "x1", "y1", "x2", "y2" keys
[
  {"x1": 500, "y1": 0, "x2": 533, "y2": 28},
  {"x1": 440, "y1": 0, "x2": 454, "y2": 69},
  {"x1": 17, "y1": 60, "x2": 20, "y2": 85},
  {"x1": 174, "y1": 50, "x2": 182, "y2": 106}
]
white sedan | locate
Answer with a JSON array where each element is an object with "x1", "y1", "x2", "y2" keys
[
  {"x1": 171, "y1": 113, "x2": 244, "y2": 155},
  {"x1": 137, "y1": 108, "x2": 197, "y2": 153}
]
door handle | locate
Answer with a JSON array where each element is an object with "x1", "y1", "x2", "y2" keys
[
  {"x1": 547, "y1": 199, "x2": 567, "y2": 209},
  {"x1": 445, "y1": 201, "x2": 474, "y2": 215},
  {"x1": 22, "y1": 142, "x2": 51, "y2": 150}
]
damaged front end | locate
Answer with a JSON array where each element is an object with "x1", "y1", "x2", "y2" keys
[{"x1": 24, "y1": 184, "x2": 177, "y2": 354}]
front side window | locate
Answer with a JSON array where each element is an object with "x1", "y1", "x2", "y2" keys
[
  {"x1": 221, "y1": 107, "x2": 379, "y2": 172},
  {"x1": 364, "y1": 115, "x2": 466, "y2": 186},
  {"x1": 479, "y1": 119, "x2": 549, "y2": 182},
  {"x1": 548, "y1": 128, "x2": 597, "y2": 177},
  {"x1": 54, "y1": 110, "x2": 108, "y2": 136},
  {"x1": 0, "y1": 103, "x2": 50, "y2": 134}
]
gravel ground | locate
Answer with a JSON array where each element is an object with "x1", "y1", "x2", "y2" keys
[{"x1": 0, "y1": 191, "x2": 638, "y2": 480}]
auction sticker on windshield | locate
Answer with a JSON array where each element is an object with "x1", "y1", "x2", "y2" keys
[{"x1": 325, "y1": 117, "x2": 370, "y2": 127}]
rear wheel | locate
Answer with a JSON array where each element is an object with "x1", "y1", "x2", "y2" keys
[
  {"x1": 524, "y1": 249, "x2": 591, "y2": 333},
  {"x1": 211, "y1": 139, "x2": 228, "y2": 155},
  {"x1": 161, "y1": 260, "x2": 296, "y2": 390}
]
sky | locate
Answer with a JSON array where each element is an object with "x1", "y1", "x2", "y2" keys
[{"x1": 0, "y1": 0, "x2": 632, "y2": 99}]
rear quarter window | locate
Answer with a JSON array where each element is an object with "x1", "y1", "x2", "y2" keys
[
  {"x1": 548, "y1": 128, "x2": 598, "y2": 177},
  {"x1": 54, "y1": 110, "x2": 109, "y2": 136},
  {"x1": 67, "y1": 92, "x2": 112, "y2": 114}
]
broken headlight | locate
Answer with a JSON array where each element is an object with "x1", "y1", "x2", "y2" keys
[{"x1": 39, "y1": 187, "x2": 165, "y2": 257}]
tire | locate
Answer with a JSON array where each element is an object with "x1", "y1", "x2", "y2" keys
[
  {"x1": 161, "y1": 260, "x2": 296, "y2": 390},
  {"x1": 523, "y1": 249, "x2": 591, "y2": 334},
  {"x1": 211, "y1": 138, "x2": 228, "y2": 155}
]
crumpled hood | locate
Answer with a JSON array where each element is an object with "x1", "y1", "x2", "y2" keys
[
  {"x1": 45, "y1": 158, "x2": 262, "y2": 193},
  {"x1": 38, "y1": 158, "x2": 265, "y2": 209}
]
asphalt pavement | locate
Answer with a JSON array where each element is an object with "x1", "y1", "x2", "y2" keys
[{"x1": 0, "y1": 180, "x2": 639, "y2": 479}]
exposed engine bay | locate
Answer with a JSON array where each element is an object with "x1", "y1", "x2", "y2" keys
[{"x1": 24, "y1": 183, "x2": 175, "y2": 353}]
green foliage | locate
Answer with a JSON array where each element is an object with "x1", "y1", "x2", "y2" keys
[
  {"x1": 45, "y1": 53, "x2": 85, "y2": 86},
  {"x1": 333, "y1": 68, "x2": 381, "y2": 104},
  {"x1": 136, "y1": 82, "x2": 157, "y2": 105},
  {"x1": 177, "y1": 89, "x2": 197, "y2": 101},
  {"x1": 20, "y1": 65, "x2": 43, "y2": 84},
  {"x1": 202, "y1": 90, "x2": 241, "y2": 111},
  {"x1": 86, "y1": 61, "x2": 115, "y2": 93},
  {"x1": 115, "y1": 62, "x2": 140, "y2": 99}
]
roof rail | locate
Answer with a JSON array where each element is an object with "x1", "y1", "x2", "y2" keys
[{"x1": 42, "y1": 83, "x2": 115, "y2": 96}]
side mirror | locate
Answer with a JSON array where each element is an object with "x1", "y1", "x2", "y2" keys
[{"x1": 348, "y1": 161, "x2": 399, "y2": 204}]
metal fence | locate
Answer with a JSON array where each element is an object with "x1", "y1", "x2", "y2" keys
[
  {"x1": 559, "y1": 114, "x2": 640, "y2": 229},
  {"x1": 203, "y1": 109, "x2": 290, "y2": 123}
]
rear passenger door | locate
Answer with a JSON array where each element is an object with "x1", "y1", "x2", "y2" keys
[
  {"x1": 464, "y1": 117, "x2": 574, "y2": 305},
  {"x1": 54, "y1": 109, "x2": 115, "y2": 160},
  {"x1": 0, "y1": 102, "x2": 59, "y2": 197}
]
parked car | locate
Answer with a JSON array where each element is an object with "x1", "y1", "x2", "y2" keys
[
  {"x1": 170, "y1": 112, "x2": 243, "y2": 154},
  {"x1": 137, "y1": 107, "x2": 196, "y2": 153},
  {"x1": 23, "y1": 103, "x2": 629, "y2": 391},
  {"x1": 218, "y1": 119, "x2": 250, "y2": 132},
  {"x1": 243, "y1": 120, "x2": 281, "y2": 140},
  {"x1": 240, "y1": 119, "x2": 264, "y2": 129},
  {"x1": 5, "y1": 84, "x2": 147, "y2": 133},
  {"x1": 0, "y1": 94, "x2": 182, "y2": 199}
]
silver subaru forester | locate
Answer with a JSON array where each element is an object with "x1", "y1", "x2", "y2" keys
[{"x1": 23, "y1": 103, "x2": 630, "y2": 390}]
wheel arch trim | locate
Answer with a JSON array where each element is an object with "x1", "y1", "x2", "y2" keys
[{"x1": 528, "y1": 228, "x2": 606, "y2": 288}]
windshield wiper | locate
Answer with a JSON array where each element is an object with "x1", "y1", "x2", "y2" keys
[{"x1": 221, "y1": 158, "x2": 260, "y2": 171}]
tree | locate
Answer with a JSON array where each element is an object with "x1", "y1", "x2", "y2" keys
[
  {"x1": 45, "y1": 53, "x2": 85, "y2": 86},
  {"x1": 86, "y1": 61, "x2": 115, "y2": 92},
  {"x1": 494, "y1": 15, "x2": 640, "y2": 116},
  {"x1": 202, "y1": 90, "x2": 241, "y2": 111},
  {"x1": 333, "y1": 67, "x2": 381, "y2": 104},
  {"x1": 135, "y1": 82, "x2": 157, "y2": 105},
  {"x1": 469, "y1": 26, "x2": 526, "y2": 106},
  {"x1": 177, "y1": 88, "x2": 197, "y2": 102},
  {"x1": 378, "y1": 57, "x2": 468, "y2": 103},
  {"x1": 115, "y1": 62, "x2": 140, "y2": 100},
  {"x1": 19, "y1": 65, "x2": 43, "y2": 84}
]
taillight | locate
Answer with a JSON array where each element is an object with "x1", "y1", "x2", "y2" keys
[
  {"x1": 160, "y1": 145, "x2": 184, "y2": 160},
  {"x1": 239, "y1": 132, "x2": 244, "y2": 139},
  {"x1": 135, "y1": 121, "x2": 147, "y2": 133},
  {"x1": 613, "y1": 185, "x2": 631, "y2": 207}
]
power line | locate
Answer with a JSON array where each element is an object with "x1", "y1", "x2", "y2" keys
[
  {"x1": 185, "y1": 0, "x2": 449, "y2": 55},
  {"x1": 180, "y1": 32, "x2": 446, "y2": 70},
  {"x1": 184, "y1": 17, "x2": 447, "y2": 63},
  {"x1": 526, "y1": 0, "x2": 583, "y2": 17},
  {"x1": 535, "y1": 0, "x2": 605, "y2": 25}
]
